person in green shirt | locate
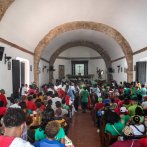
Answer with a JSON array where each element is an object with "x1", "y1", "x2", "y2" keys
[
  {"x1": 128, "y1": 97, "x2": 143, "y2": 117},
  {"x1": 119, "y1": 107, "x2": 130, "y2": 123},
  {"x1": 35, "y1": 109, "x2": 65, "y2": 145},
  {"x1": 105, "y1": 112, "x2": 125, "y2": 136},
  {"x1": 61, "y1": 99, "x2": 69, "y2": 110},
  {"x1": 103, "y1": 82, "x2": 107, "y2": 88},
  {"x1": 81, "y1": 87, "x2": 89, "y2": 113},
  {"x1": 131, "y1": 86, "x2": 141, "y2": 99},
  {"x1": 124, "y1": 85, "x2": 130, "y2": 96}
]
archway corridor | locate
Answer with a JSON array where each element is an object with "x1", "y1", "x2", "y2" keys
[{"x1": 68, "y1": 109, "x2": 101, "y2": 147}]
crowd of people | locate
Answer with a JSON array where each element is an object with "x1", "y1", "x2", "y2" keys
[{"x1": 1, "y1": 79, "x2": 147, "y2": 146}]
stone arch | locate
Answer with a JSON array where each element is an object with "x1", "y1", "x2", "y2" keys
[
  {"x1": 34, "y1": 21, "x2": 133, "y2": 86},
  {"x1": 49, "y1": 41, "x2": 112, "y2": 83}
]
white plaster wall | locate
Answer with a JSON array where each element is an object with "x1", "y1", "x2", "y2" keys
[
  {"x1": 59, "y1": 46, "x2": 100, "y2": 57},
  {"x1": 133, "y1": 50, "x2": 147, "y2": 82},
  {"x1": 39, "y1": 60, "x2": 49, "y2": 89},
  {"x1": 0, "y1": 42, "x2": 34, "y2": 99},
  {"x1": 53, "y1": 58, "x2": 106, "y2": 80},
  {"x1": 112, "y1": 58, "x2": 127, "y2": 84}
]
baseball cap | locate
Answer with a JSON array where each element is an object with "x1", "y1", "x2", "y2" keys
[
  {"x1": 98, "y1": 98, "x2": 102, "y2": 102},
  {"x1": 120, "y1": 107, "x2": 128, "y2": 112}
]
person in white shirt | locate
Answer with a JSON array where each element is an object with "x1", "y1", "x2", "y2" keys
[
  {"x1": 25, "y1": 84, "x2": 29, "y2": 92},
  {"x1": 55, "y1": 101, "x2": 68, "y2": 117},
  {"x1": 52, "y1": 93, "x2": 62, "y2": 105},
  {"x1": 48, "y1": 85, "x2": 53, "y2": 92},
  {"x1": 130, "y1": 116, "x2": 145, "y2": 136},
  {"x1": 10, "y1": 99, "x2": 21, "y2": 108},
  {"x1": 142, "y1": 97, "x2": 147, "y2": 109}
]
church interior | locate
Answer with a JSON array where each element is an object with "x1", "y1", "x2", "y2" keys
[{"x1": 0, "y1": 0, "x2": 147, "y2": 147}]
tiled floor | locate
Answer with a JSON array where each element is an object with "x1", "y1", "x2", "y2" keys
[{"x1": 68, "y1": 110, "x2": 102, "y2": 147}]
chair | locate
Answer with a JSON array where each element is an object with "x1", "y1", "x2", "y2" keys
[{"x1": 104, "y1": 131, "x2": 147, "y2": 147}]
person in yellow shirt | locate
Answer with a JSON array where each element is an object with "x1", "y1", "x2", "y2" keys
[
  {"x1": 137, "y1": 81, "x2": 141, "y2": 90},
  {"x1": 37, "y1": 92, "x2": 44, "y2": 102}
]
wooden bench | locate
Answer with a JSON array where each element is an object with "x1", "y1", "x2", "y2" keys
[{"x1": 104, "y1": 131, "x2": 147, "y2": 147}]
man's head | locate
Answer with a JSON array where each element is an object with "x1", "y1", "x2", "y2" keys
[
  {"x1": 25, "y1": 84, "x2": 28, "y2": 88},
  {"x1": 14, "y1": 99, "x2": 19, "y2": 104},
  {"x1": 104, "y1": 94, "x2": 109, "y2": 99},
  {"x1": 46, "y1": 91, "x2": 53, "y2": 96},
  {"x1": 3, "y1": 108, "x2": 26, "y2": 137},
  {"x1": 27, "y1": 96, "x2": 32, "y2": 101},
  {"x1": 132, "y1": 97, "x2": 138, "y2": 105},
  {"x1": 45, "y1": 121, "x2": 60, "y2": 139},
  {"x1": 55, "y1": 101, "x2": 61, "y2": 108},
  {"x1": 110, "y1": 98, "x2": 115, "y2": 103},
  {"x1": 55, "y1": 108, "x2": 62, "y2": 117}
]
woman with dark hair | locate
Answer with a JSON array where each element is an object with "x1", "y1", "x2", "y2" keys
[
  {"x1": 35, "y1": 109, "x2": 65, "y2": 145},
  {"x1": 19, "y1": 101, "x2": 32, "y2": 116},
  {"x1": 102, "y1": 109, "x2": 112, "y2": 123},
  {"x1": 129, "y1": 116, "x2": 145, "y2": 135},
  {"x1": 105, "y1": 112, "x2": 125, "y2": 136},
  {"x1": 110, "y1": 126, "x2": 142, "y2": 147},
  {"x1": 123, "y1": 98, "x2": 130, "y2": 108}
]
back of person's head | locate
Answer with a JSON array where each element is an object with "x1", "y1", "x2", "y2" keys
[
  {"x1": 35, "y1": 99, "x2": 41, "y2": 103},
  {"x1": 36, "y1": 102, "x2": 42, "y2": 109},
  {"x1": 30, "y1": 92, "x2": 34, "y2": 95},
  {"x1": 55, "y1": 108, "x2": 62, "y2": 116},
  {"x1": 62, "y1": 99, "x2": 65, "y2": 104},
  {"x1": 107, "y1": 112, "x2": 120, "y2": 125},
  {"x1": 40, "y1": 109, "x2": 54, "y2": 131},
  {"x1": 19, "y1": 101, "x2": 27, "y2": 109},
  {"x1": 142, "y1": 84, "x2": 144, "y2": 88},
  {"x1": 137, "y1": 94, "x2": 142, "y2": 101},
  {"x1": 104, "y1": 86, "x2": 106, "y2": 89},
  {"x1": 29, "y1": 85, "x2": 33, "y2": 89},
  {"x1": 46, "y1": 91, "x2": 53, "y2": 96},
  {"x1": 28, "y1": 96, "x2": 32, "y2": 101},
  {"x1": 38, "y1": 92, "x2": 42, "y2": 97},
  {"x1": 110, "y1": 98, "x2": 115, "y2": 103},
  {"x1": 45, "y1": 121, "x2": 60, "y2": 139},
  {"x1": 3, "y1": 108, "x2": 25, "y2": 128},
  {"x1": 33, "y1": 94, "x2": 36, "y2": 99},
  {"x1": 25, "y1": 116, "x2": 33, "y2": 126},
  {"x1": 94, "y1": 84, "x2": 97, "y2": 88},
  {"x1": 56, "y1": 101, "x2": 61, "y2": 108},
  {"x1": 123, "y1": 98, "x2": 129, "y2": 105},
  {"x1": 122, "y1": 126, "x2": 134, "y2": 140},
  {"x1": 133, "y1": 97, "x2": 138, "y2": 103},
  {"x1": 105, "y1": 94, "x2": 109, "y2": 99},
  {"x1": 135, "y1": 107, "x2": 143, "y2": 116},
  {"x1": 55, "y1": 93, "x2": 59, "y2": 97},
  {"x1": 103, "y1": 109, "x2": 112, "y2": 122},
  {"x1": 44, "y1": 95, "x2": 47, "y2": 100},
  {"x1": 133, "y1": 115, "x2": 140, "y2": 124},
  {"x1": 126, "y1": 95, "x2": 131, "y2": 100},
  {"x1": 21, "y1": 84, "x2": 24, "y2": 87},
  {"x1": 83, "y1": 87, "x2": 87, "y2": 91},
  {"x1": 0, "y1": 101, "x2": 4, "y2": 107},
  {"x1": 48, "y1": 99, "x2": 52, "y2": 106}
]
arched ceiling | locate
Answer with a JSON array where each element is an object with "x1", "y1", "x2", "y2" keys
[
  {"x1": 42, "y1": 29, "x2": 123, "y2": 61},
  {"x1": 0, "y1": 0, "x2": 147, "y2": 55}
]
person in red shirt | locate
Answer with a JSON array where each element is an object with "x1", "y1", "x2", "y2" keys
[
  {"x1": 34, "y1": 99, "x2": 46, "y2": 110},
  {"x1": 114, "y1": 94, "x2": 121, "y2": 104},
  {"x1": 0, "y1": 108, "x2": 33, "y2": 147},
  {"x1": 57, "y1": 88, "x2": 65, "y2": 99},
  {"x1": 0, "y1": 101, "x2": 7, "y2": 115},
  {"x1": 95, "y1": 98, "x2": 105, "y2": 110},
  {"x1": 0, "y1": 89, "x2": 8, "y2": 106},
  {"x1": 27, "y1": 85, "x2": 34, "y2": 96},
  {"x1": 27, "y1": 96, "x2": 36, "y2": 111}
]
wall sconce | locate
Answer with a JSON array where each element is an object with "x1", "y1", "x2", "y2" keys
[
  {"x1": 5, "y1": 54, "x2": 12, "y2": 64},
  {"x1": 117, "y1": 65, "x2": 120, "y2": 73},
  {"x1": 42, "y1": 66, "x2": 47, "y2": 72}
]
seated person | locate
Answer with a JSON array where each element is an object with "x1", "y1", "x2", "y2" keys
[
  {"x1": 19, "y1": 101, "x2": 32, "y2": 116},
  {"x1": 123, "y1": 85, "x2": 130, "y2": 97},
  {"x1": 37, "y1": 92, "x2": 44, "y2": 102},
  {"x1": 55, "y1": 101, "x2": 68, "y2": 117},
  {"x1": 26, "y1": 116, "x2": 35, "y2": 144},
  {"x1": 35, "y1": 109, "x2": 65, "y2": 145},
  {"x1": 110, "y1": 98, "x2": 118, "y2": 110},
  {"x1": 95, "y1": 98, "x2": 105, "y2": 110},
  {"x1": 98, "y1": 103, "x2": 111, "y2": 116},
  {"x1": 128, "y1": 97, "x2": 143, "y2": 116},
  {"x1": 61, "y1": 99, "x2": 69, "y2": 111},
  {"x1": 142, "y1": 96, "x2": 147, "y2": 109},
  {"x1": 0, "y1": 89, "x2": 8, "y2": 106},
  {"x1": 102, "y1": 94, "x2": 110, "y2": 104},
  {"x1": 105, "y1": 112, "x2": 125, "y2": 136},
  {"x1": 55, "y1": 108, "x2": 68, "y2": 135},
  {"x1": 0, "y1": 108, "x2": 33, "y2": 147},
  {"x1": 9, "y1": 99, "x2": 21, "y2": 108},
  {"x1": 123, "y1": 98, "x2": 131, "y2": 108},
  {"x1": 131, "y1": 86, "x2": 141, "y2": 99},
  {"x1": 34, "y1": 121, "x2": 65, "y2": 147},
  {"x1": 0, "y1": 101, "x2": 7, "y2": 115},
  {"x1": 114, "y1": 94, "x2": 121, "y2": 104},
  {"x1": 110, "y1": 126, "x2": 142, "y2": 147},
  {"x1": 35, "y1": 99, "x2": 46, "y2": 111},
  {"x1": 101, "y1": 109, "x2": 112, "y2": 123},
  {"x1": 27, "y1": 96, "x2": 36, "y2": 111},
  {"x1": 52, "y1": 93, "x2": 62, "y2": 105},
  {"x1": 119, "y1": 107, "x2": 130, "y2": 123},
  {"x1": 43, "y1": 95, "x2": 48, "y2": 107},
  {"x1": 129, "y1": 116, "x2": 145, "y2": 136}
]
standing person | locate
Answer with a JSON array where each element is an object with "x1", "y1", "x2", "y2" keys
[
  {"x1": 18, "y1": 84, "x2": 27, "y2": 101},
  {"x1": 137, "y1": 81, "x2": 141, "y2": 90},
  {"x1": 74, "y1": 84, "x2": 79, "y2": 111},
  {"x1": 0, "y1": 89, "x2": 8, "y2": 106},
  {"x1": 131, "y1": 86, "x2": 141, "y2": 99},
  {"x1": 92, "y1": 84, "x2": 100, "y2": 98},
  {"x1": 32, "y1": 81, "x2": 37, "y2": 90},
  {"x1": 27, "y1": 85, "x2": 34, "y2": 96},
  {"x1": 81, "y1": 87, "x2": 89, "y2": 113},
  {"x1": 66, "y1": 85, "x2": 74, "y2": 100},
  {"x1": 0, "y1": 108, "x2": 33, "y2": 147},
  {"x1": 124, "y1": 85, "x2": 130, "y2": 97},
  {"x1": 141, "y1": 84, "x2": 147, "y2": 100},
  {"x1": 25, "y1": 84, "x2": 29, "y2": 92}
]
